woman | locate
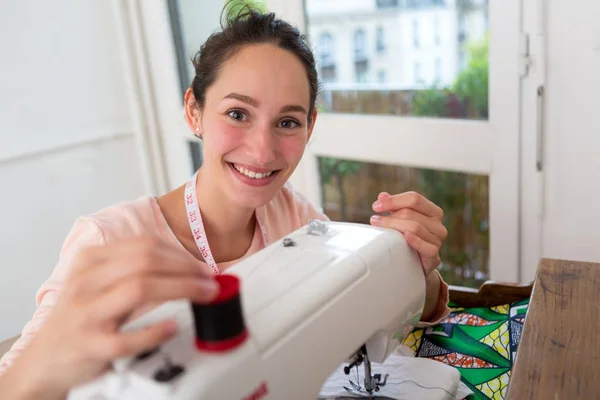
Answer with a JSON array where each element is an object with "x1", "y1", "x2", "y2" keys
[{"x1": 0, "y1": 6, "x2": 449, "y2": 399}]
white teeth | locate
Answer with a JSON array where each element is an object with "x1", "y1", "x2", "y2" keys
[{"x1": 233, "y1": 164, "x2": 274, "y2": 179}]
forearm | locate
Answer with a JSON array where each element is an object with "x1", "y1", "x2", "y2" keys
[{"x1": 420, "y1": 270, "x2": 442, "y2": 322}]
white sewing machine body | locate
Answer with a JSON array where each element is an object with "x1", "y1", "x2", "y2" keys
[{"x1": 68, "y1": 220, "x2": 426, "y2": 400}]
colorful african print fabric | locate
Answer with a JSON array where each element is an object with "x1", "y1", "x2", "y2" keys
[{"x1": 402, "y1": 298, "x2": 529, "y2": 399}]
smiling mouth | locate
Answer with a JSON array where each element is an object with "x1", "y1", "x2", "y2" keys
[{"x1": 228, "y1": 163, "x2": 279, "y2": 179}]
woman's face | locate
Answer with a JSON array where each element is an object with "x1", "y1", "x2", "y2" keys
[{"x1": 186, "y1": 43, "x2": 316, "y2": 210}]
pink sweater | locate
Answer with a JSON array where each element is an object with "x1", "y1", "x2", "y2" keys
[{"x1": 0, "y1": 183, "x2": 449, "y2": 375}]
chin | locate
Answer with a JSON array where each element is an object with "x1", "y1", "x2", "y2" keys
[{"x1": 232, "y1": 187, "x2": 280, "y2": 210}]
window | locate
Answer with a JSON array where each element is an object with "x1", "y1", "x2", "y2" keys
[
  {"x1": 413, "y1": 19, "x2": 420, "y2": 48},
  {"x1": 318, "y1": 32, "x2": 336, "y2": 82},
  {"x1": 435, "y1": 57, "x2": 442, "y2": 82},
  {"x1": 320, "y1": 65, "x2": 337, "y2": 83},
  {"x1": 377, "y1": 70, "x2": 386, "y2": 83},
  {"x1": 376, "y1": 26, "x2": 385, "y2": 53},
  {"x1": 434, "y1": 17, "x2": 441, "y2": 46},
  {"x1": 355, "y1": 67, "x2": 368, "y2": 83},
  {"x1": 458, "y1": 14, "x2": 467, "y2": 43},
  {"x1": 376, "y1": 0, "x2": 399, "y2": 7},
  {"x1": 414, "y1": 61, "x2": 422, "y2": 83},
  {"x1": 354, "y1": 28, "x2": 368, "y2": 82},
  {"x1": 318, "y1": 32, "x2": 334, "y2": 66},
  {"x1": 354, "y1": 28, "x2": 367, "y2": 61}
]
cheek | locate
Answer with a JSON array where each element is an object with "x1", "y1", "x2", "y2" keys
[
  {"x1": 278, "y1": 135, "x2": 307, "y2": 165},
  {"x1": 206, "y1": 120, "x2": 244, "y2": 155}
]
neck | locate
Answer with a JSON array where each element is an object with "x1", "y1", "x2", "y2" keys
[{"x1": 157, "y1": 169, "x2": 256, "y2": 264}]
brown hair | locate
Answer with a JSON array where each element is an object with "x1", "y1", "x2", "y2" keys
[{"x1": 190, "y1": 2, "x2": 320, "y2": 123}]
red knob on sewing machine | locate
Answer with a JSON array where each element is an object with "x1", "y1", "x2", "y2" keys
[{"x1": 191, "y1": 274, "x2": 248, "y2": 352}]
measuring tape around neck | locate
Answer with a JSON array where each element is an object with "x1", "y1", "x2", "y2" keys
[{"x1": 184, "y1": 171, "x2": 268, "y2": 274}]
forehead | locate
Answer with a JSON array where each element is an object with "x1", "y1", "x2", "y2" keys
[{"x1": 207, "y1": 43, "x2": 311, "y2": 109}]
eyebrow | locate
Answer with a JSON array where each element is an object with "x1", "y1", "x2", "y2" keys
[
  {"x1": 223, "y1": 92, "x2": 307, "y2": 115},
  {"x1": 280, "y1": 104, "x2": 307, "y2": 114},
  {"x1": 223, "y1": 92, "x2": 258, "y2": 107}
]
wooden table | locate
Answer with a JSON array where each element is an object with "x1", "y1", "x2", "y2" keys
[{"x1": 506, "y1": 258, "x2": 600, "y2": 399}]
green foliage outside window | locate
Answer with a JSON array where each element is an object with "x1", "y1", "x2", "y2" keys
[{"x1": 412, "y1": 34, "x2": 489, "y2": 119}]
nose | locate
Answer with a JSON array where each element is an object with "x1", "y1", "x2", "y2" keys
[{"x1": 247, "y1": 122, "x2": 277, "y2": 165}]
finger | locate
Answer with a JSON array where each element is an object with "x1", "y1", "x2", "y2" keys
[
  {"x1": 375, "y1": 192, "x2": 392, "y2": 216},
  {"x1": 404, "y1": 231, "x2": 441, "y2": 260},
  {"x1": 370, "y1": 215, "x2": 442, "y2": 249},
  {"x1": 377, "y1": 192, "x2": 390, "y2": 201},
  {"x1": 391, "y1": 208, "x2": 448, "y2": 243},
  {"x1": 102, "y1": 319, "x2": 178, "y2": 360},
  {"x1": 73, "y1": 238, "x2": 213, "y2": 297},
  {"x1": 405, "y1": 232, "x2": 441, "y2": 274},
  {"x1": 373, "y1": 192, "x2": 443, "y2": 220},
  {"x1": 87, "y1": 236, "x2": 212, "y2": 277},
  {"x1": 92, "y1": 275, "x2": 219, "y2": 321}
]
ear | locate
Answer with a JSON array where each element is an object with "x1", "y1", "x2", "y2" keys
[
  {"x1": 306, "y1": 108, "x2": 318, "y2": 143},
  {"x1": 184, "y1": 88, "x2": 203, "y2": 133}
]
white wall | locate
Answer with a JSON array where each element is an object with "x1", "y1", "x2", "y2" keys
[{"x1": 0, "y1": 1, "x2": 147, "y2": 340}]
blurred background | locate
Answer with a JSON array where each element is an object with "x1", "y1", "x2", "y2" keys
[{"x1": 0, "y1": 0, "x2": 598, "y2": 342}]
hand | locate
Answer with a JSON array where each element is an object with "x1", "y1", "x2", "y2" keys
[
  {"x1": 370, "y1": 191, "x2": 448, "y2": 276},
  {"x1": 13, "y1": 236, "x2": 218, "y2": 398}
]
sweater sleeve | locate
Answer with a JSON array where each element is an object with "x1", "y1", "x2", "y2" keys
[
  {"x1": 0, "y1": 217, "x2": 106, "y2": 376},
  {"x1": 415, "y1": 270, "x2": 451, "y2": 327}
]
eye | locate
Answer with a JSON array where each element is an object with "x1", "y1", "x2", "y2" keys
[
  {"x1": 278, "y1": 119, "x2": 300, "y2": 129},
  {"x1": 227, "y1": 109, "x2": 248, "y2": 122}
]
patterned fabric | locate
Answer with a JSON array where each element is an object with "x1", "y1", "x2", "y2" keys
[{"x1": 402, "y1": 298, "x2": 529, "y2": 399}]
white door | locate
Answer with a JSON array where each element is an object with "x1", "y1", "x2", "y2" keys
[
  {"x1": 126, "y1": 0, "x2": 523, "y2": 286},
  {"x1": 519, "y1": 0, "x2": 600, "y2": 281}
]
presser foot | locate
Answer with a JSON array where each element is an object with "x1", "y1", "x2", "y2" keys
[
  {"x1": 343, "y1": 345, "x2": 389, "y2": 396},
  {"x1": 342, "y1": 374, "x2": 389, "y2": 398},
  {"x1": 364, "y1": 372, "x2": 389, "y2": 394}
]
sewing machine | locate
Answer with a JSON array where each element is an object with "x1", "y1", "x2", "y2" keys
[{"x1": 67, "y1": 220, "x2": 426, "y2": 399}]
